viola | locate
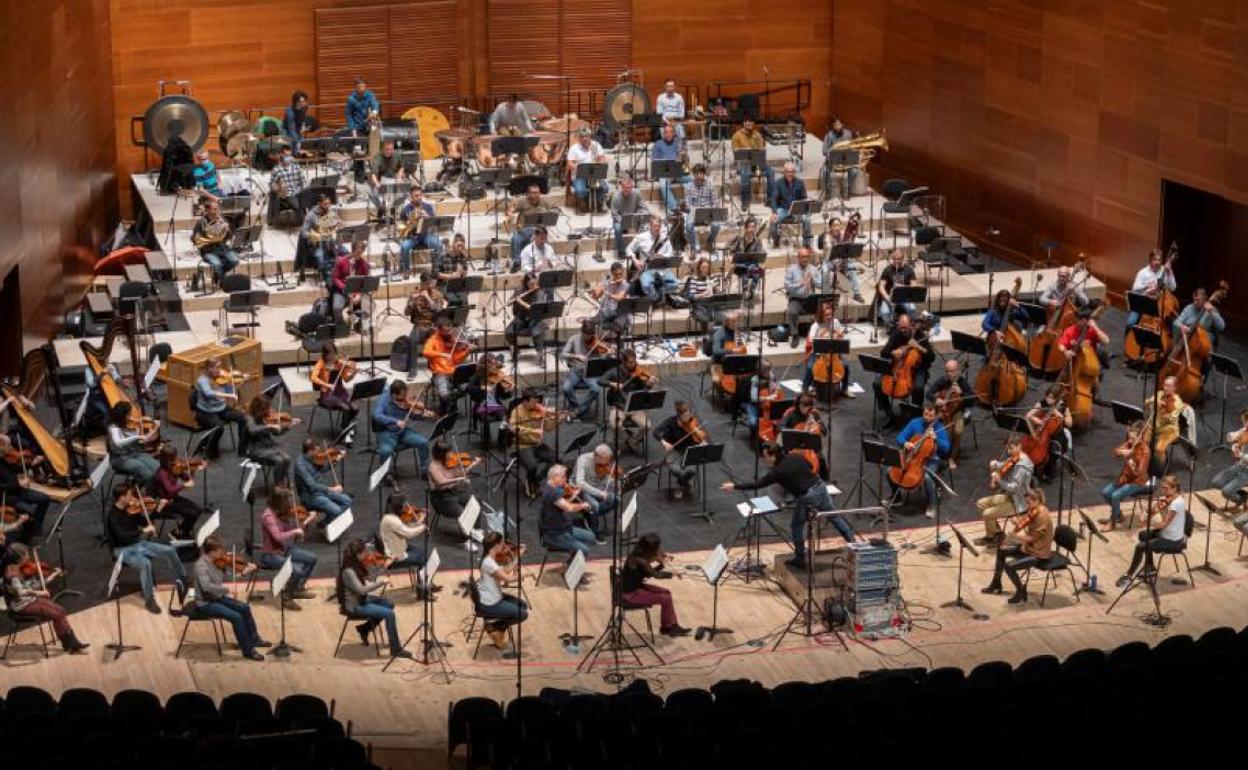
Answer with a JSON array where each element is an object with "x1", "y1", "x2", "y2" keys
[
  {"x1": 1115, "y1": 432, "x2": 1151, "y2": 487},
  {"x1": 361, "y1": 549, "x2": 391, "y2": 569},
  {"x1": 171, "y1": 457, "x2": 208, "y2": 477},
  {"x1": 888, "y1": 425, "x2": 937, "y2": 490},
  {"x1": 1156, "y1": 280, "x2": 1228, "y2": 403},
  {"x1": 334, "y1": 358, "x2": 358, "y2": 382},
  {"x1": 682, "y1": 415, "x2": 709, "y2": 445},
  {"x1": 119, "y1": 491, "x2": 160, "y2": 517},
  {"x1": 19, "y1": 558, "x2": 58, "y2": 581},
  {"x1": 214, "y1": 369, "x2": 249, "y2": 387},
  {"x1": 486, "y1": 368, "x2": 515, "y2": 390},
  {"x1": 992, "y1": 454, "x2": 1019, "y2": 486},
  {"x1": 212, "y1": 552, "x2": 253, "y2": 571},
  {"x1": 443, "y1": 451, "x2": 479, "y2": 469},
  {"x1": 563, "y1": 483, "x2": 583, "y2": 502},
  {"x1": 494, "y1": 540, "x2": 526, "y2": 565},
  {"x1": 265, "y1": 410, "x2": 297, "y2": 427},
  {"x1": 594, "y1": 461, "x2": 622, "y2": 480}
]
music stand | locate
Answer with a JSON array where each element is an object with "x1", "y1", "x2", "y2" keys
[
  {"x1": 231, "y1": 223, "x2": 265, "y2": 274},
  {"x1": 538, "y1": 269, "x2": 573, "y2": 292},
  {"x1": 681, "y1": 442, "x2": 724, "y2": 523},
  {"x1": 435, "y1": 304, "x2": 472, "y2": 327},
  {"x1": 344, "y1": 274, "x2": 382, "y2": 370},
  {"x1": 1075, "y1": 508, "x2": 1108, "y2": 595},
  {"x1": 789, "y1": 199, "x2": 822, "y2": 219},
  {"x1": 421, "y1": 215, "x2": 456, "y2": 241},
  {"x1": 857, "y1": 353, "x2": 893, "y2": 432},
  {"x1": 521, "y1": 211, "x2": 560, "y2": 229},
  {"x1": 614, "y1": 296, "x2": 653, "y2": 345},
  {"x1": 942, "y1": 522, "x2": 981, "y2": 617},
  {"x1": 1210, "y1": 353, "x2": 1244, "y2": 452},
  {"x1": 620, "y1": 212, "x2": 650, "y2": 235},
  {"x1": 846, "y1": 437, "x2": 902, "y2": 527},
  {"x1": 890, "y1": 284, "x2": 928, "y2": 313},
  {"x1": 575, "y1": 162, "x2": 609, "y2": 235},
  {"x1": 733, "y1": 148, "x2": 766, "y2": 181},
  {"x1": 349, "y1": 376, "x2": 387, "y2": 450},
  {"x1": 692, "y1": 206, "x2": 727, "y2": 228},
  {"x1": 1017, "y1": 302, "x2": 1048, "y2": 329},
  {"x1": 562, "y1": 428, "x2": 598, "y2": 459},
  {"x1": 992, "y1": 408, "x2": 1029, "y2": 435},
  {"x1": 1125, "y1": 291, "x2": 1159, "y2": 320},
  {"x1": 1125, "y1": 324, "x2": 1162, "y2": 403},
  {"x1": 950, "y1": 330, "x2": 988, "y2": 361},
  {"x1": 226, "y1": 289, "x2": 270, "y2": 337},
  {"x1": 338, "y1": 223, "x2": 371, "y2": 247},
  {"x1": 1110, "y1": 400, "x2": 1145, "y2": 426}
]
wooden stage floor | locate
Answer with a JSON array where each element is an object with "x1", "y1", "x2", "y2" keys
[{"x1": 3, "y1": 494, "x2": 1244, "y2": 754}]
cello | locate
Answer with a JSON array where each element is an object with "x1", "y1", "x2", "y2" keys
[
  {"x1": 1028, "y1": 261, "x2": 1089, "y2": 374},
  {"x1": 1020, "y1": 398, "x2": 1066, "y2": 468},
  {"x1": 974, "y1": 277, "x2": 1028, "y2": 407},
  {"x1": 808, "y1": 301, "x2": 845, "y2": 397},
  {"x1": 888, "y1": 423, "x2": 937, "y2": 490},
  {"x1": 880, "y1": 316, "x2": 932, "y2": 400},
  {"x1": 1124, "y1": 244, "x2": 1179, "y2": 367},
  {"x1": 1057, "y1": 304, "x2": 1106, "y2": 431},
  {"x1": 1155, "y1": 281, "x2": 1228, "y2": 403}
]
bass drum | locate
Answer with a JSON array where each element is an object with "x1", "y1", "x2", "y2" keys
[
  {"x1": 401, "y1": 106, "x2": 449, "y2": 161},
  {"x1": 601, "y1": 83, "x2": 652, "y2": 133}
]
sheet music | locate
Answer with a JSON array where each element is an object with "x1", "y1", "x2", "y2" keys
[
  {"x1": 196, "y1": 510, "x2": 221, "y2": 546},
  {"x1": 459, "y1": 495, "x2": 481, "y2": 536},
  {"x1": 621, "y1": 492, "x2": 638, "y2": 532},
  {"x1": 271, "y1": 556, "x2": 294, "y2": 596},
  {"x1": 780, "y1": 379, "x2": 804, "y2": 394},
  {"x1": 564, "y1": 550, "x2": 586, "y2": 590},
  {"x1": 702, "y1": 544, "x2": 728, "y2": 584},
  {"x1": 240, "y1": 463, "x2": 258, "y2": 499},
  {"x1": 749, "y1": 496, "x2": 778, "y2": 513},
  {"x1": 847, "y1": 382, "x2": 865, "y2": 396},
  {"x1": 326, "y1": 508, "x2": 354, "y2": 543},
  {"x1": 419, "y1": 548, "x2": 441, "y2": 587},
  {"x1": 826, "y1": 483, "x2": 842, "y2": 496},
  {"x1": 369, "y1": 457, "x2": 392, "y2": 492},
  {"x1": 106, "y1": 554, "x2": 125, "y2": 598},
  {"x1": 89, "y1": 455, "x2": 110, "y2": 489}
]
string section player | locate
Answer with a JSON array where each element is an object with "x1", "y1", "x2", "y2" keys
[
  {"x1": 422, "y1": 317, "x2": 476, "y2": 413},
  {"x1": 924, "y1": 359, "x2": 972, "y2": 468},
  {"x1": 508, "y1": 388, "x2": 565, "y2": 497},
  {"x1": 873, "y1": 313, "x2": 935, "y2": 428},
  {"x1": 372, "y1": 380, "x2": 434, "y2": 483},
  {"x1": 598, "y1": 349, "x2": 657, "y2": 456},
  {"x1": 309, "y1": 342, "x2": 359, "y2": 444},
  {"x1": 561, "y1": 320, "x2": 611, "y2": 421},
  {"x1": 888, "y1": 401, "x2": 950, "y2": 519},
  {"x1": 981, "y1": 487, "x2": 1052, "y2": 605},
  {"x1": 653, "y1": 401, "x2": 708, "y2": 500},
  {"x1": 973, "y1": 436, "x2": 1035, "y2": 547}
]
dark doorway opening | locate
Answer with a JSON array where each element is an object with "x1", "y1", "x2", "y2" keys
[
  {"x1": 1160, "y1": 180, "x2": 1248, "y2": 330},
  {"x1": 0, "y1": 266, "x2": 23, "y2": 377}
]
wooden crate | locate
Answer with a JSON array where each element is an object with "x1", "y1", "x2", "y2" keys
[{"x1": 164, "y1": 337, "x2": 263, "y2": 429}]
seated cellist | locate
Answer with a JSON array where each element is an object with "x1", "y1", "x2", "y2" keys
[{"x1": 889, "y1": 401, "x2": 950, "y2": 519}]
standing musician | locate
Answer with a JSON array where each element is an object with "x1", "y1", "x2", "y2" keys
[
  {"x1": 784, "y1": 247, "x2": 822, "y2": 348},
  {"x1": 982, "y1": 288, "x2": 1028, "y2": 341},
  {"x1": 683, "y1": 164, "x2": 721, "y2": 254},
  {"x1": 151, "y1": 445, "x2": 206, "y2": 540},
  {"x1": 427, "y1": 442, "x2": 479, "y2": 536},
  {"x1": 1058, "y1": 306, "x2": 1110, "y2": 372},
  {"x1": 627, "y1": 215, "x2": 679, "y2": 304},
  {"x1": 779, "y1": 393, "x2": 827, "y2": 478},
  {"x1": 623, "y1": 532, "x2": 690, "y2": 636},
  {"x1": 652, "y1": 123, "x2": 691, "y2": 213},
  {"x1": 344, "y1": 77, "x2": 379, "y2": 133},
  {"x1": 1038, "y1": 264, "x2": 1089, "y2": 311},
  {"x1": 518, "y1": 225, "x2": 557, "y2": 274},
  {"x1": 3, "y1": 544, "x2": 89, "y2": 654},
  {"x1": 398, "y1": 186, "x2": 442, "y2": 276},
  {"x1": 653, "y1": 401, "x2": 707, "y2": 500},
  {"x1": 981, "y1": 487, "x2": 1053, "y2": 605},
  {"x1": 891, "y1": 402, "x2": 951, "y2": 519},
  {"x1": 1126, "y1": 247, "x2": 1177, "y2": 332},
  {"x1": 0, "y1": 435, "x2": 50, "y2": 544},
  {"x1": 573, "y1": 443, "x2": 618, "y2": 540},
  {"x1": 1173, "y1": 287, "x2": 1226, "y2": 375},
  {"x1": 539, "y1": 464, "x2": 600, "y2": 557},
  {"x1": 561, "y1": 320, "x2": 609, "y2": 421},
  {"x1": 1115, "y1": 475, "x2": 1188, "y2": 588},
  {"x1": 477, "y1": 531, "x2": 530, "y2": 651},
  {"x1": 107, "y1": 402, "x2": 160, "y2": 484},
  {"x1": 108, "y1": 483, "x2": 188, "y2": 614},
  {"x1": 589, "y1": 261, "x2": 632, "y2": 337},
  {"x1": 488, "y1": 93, "x2": 533, "y2": 135},
  {"x1": 259, "y1": 487, "x2": 318, "y2": 609},
  {"x1": 378, "y1": 492, "x2": 429, "y2": 571},
  {"x1": 193, "y1": 536, "x2": 268, "y2": 661},
  {"x1": 194, "y1": 358, "x2": 248, "y2": 460},
  {"x1": 423, "y1": 317, "x2": 476, "y2": 412},
  {"x1": 820, "y1": 117, "x2": 858, "y2": 197},
  {"x1": 506, "y1": 272, "x2": 550, "y2": 357},
  {"x1": 567, "y1": 128, "x2": 609, "y2": 211},
  {"x1": 338, "y1": 539, "x2": 414, "y2": 660},
  {"x1": 1214, "y1": 410, "x2": 1248, "y2": 513},
  {"x1": 309, "y1": 342, "x2": 359, "y2": 443},
  {"x1": 509, "y1": 388, "x2": 562, "y2": 496},
  {"x1": 803, "y1": 300, "x2": 853, "y2": 399},
  {"x1": 1144, "y1": 375, "x2": 1186, "y2": 465},
  {"x1": 509, "y1": 183, "x2": 556, "y2": 269},
  {"x1": 372, "y1": 380, "x2": 433, "y2": 477},
  {"x1": 730, "y1": 117, "x2": 774, "y2": 208},
  {"x1": 598, "y1": 349, "x2": 656, "y2": 455},
  {"x1": 294, "y1": 438, "x2": 353, "y2": 525},
  {"x1": 973, "y1": 436, "x2": 1035, "y2": 547},
  {"x1": 925, "y1": 359, "x2": 973, "y2": 468},
  {"x1": 876, "y1": 249, "x2": 917, "y2": 327},
  {"x1": 300, "y1": 193, "x2": 340, "y2": 285},
  {"x1": 874, "y1": 313, "x2": 935, "y2": 426},
  {"x1": 244, "y1": 394, "x2": 296, "y2": 485},
  {"x1": 609, "y1": 174, "x2": 649, "y2": 258},
  {"x1": 330, "y1": 241, "x2": 372, "y2": 326},
  {"x1": 435, "y1": 233, "x2": 471, "y2": 307},
  {"x1": 768, "y1": 162, "x2": 813, "y2": 248},
  {"x1": 655, "y1": 79, "x2": 687, "y2": 137},
  {"x1": 270, "y1": 145, "x2": 307, "y2": 218},
  {"x1": 405, "y1": 272, "x2": 446, "y2": 351},
  {"x1": 1024, "y1": 386, "x2": 1073, "y2": 482},
  {"x1": 726, "y1": 216, "x2": 767, "y2": 300},
  {"x1": 1099, "y1": 421, "x2": 1152, "y2": 530},
  {"x1": 192, "y1": 199, "x2": 239, "y2": 284},
  {"x1": 282, "y1": 90, "x2": 310, "y2": 151},
  {"x1": 721, "y1": 442, "x2": 856, "y2": 569}
]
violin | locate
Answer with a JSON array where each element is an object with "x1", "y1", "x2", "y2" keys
[
  {"x1": 171, "y1": 456, "x2": 208, "y2": 477},
  {"x1": 212, "y1": 551, "x2": 253, "y2": 572},
  {"x1": 334, "y1": 358, "x2": 358, "y2": 382},
  {"x1": 399, "y1": 504, "x2": 427, "y2": 525},
  {"x1": 443, "y1": 451, "x2": 480, "y2": 469},
  {"x1": 681, "y1": 415, "x2": 709, "y2": 446},
  {"x1": 127, "y1": 412, "x2": 161, "y2": 437},
  {"x1": 19, "y1": 557, "x2": 59, "y2": 581},
  {"x1": 309, "y1": 445, "x2": 346, "y2": 465},
  {"x1": 487, "y1": 368, "x2": 515, "y2": 390},
  {"x1": 990, "y1": 454, "x2": 1018, "y2": 490},
  {"x1": 265, "y1": 410, "x2": 297, "y2": 428},
  {"x1": 1, "y1": 505, "x2": 25, "y2": 525},
  {"x1": 214, "y1": 369, "x2": 248, "y2": 387},
  {"x1": 494, "y1": 540, "x2": 527, "y2": 565},
  {"x1": 1156, "y1": 280, "x2": 1228, "y2": 403},
  {"x1": 361, "y1": 548, "x2": 391, "y2": 569},
  {"x1": 589, "y1": 336, "x2": 616, "y2": 357},
  {"x1": 1011, "y1": 505, "x2": 1040, "y2": 535},
  {"x1": 594, "y1": 460, "x2": 623, "y2": 480},
  {"x1": 2, "y1": 448, "x2": 38, "y2": 466},
  {"x1": 119, "y1": 489, "x2": 160, "y2": 518},
  {"x1": 935, "y1": 383, "x2": 964, "y2": 425},
  {"x1": 888, "y1": 424, "x2": 938, "y2": 490},
  {"x1": 563, "y1": 483, "x2": 583, "y2": 502}
]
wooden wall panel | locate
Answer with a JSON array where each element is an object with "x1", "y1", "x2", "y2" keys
[
  {"x1": 389, "y1": 1, "x2": 461, "y2": 112},
  {"x1": 315, "y1": 6, "x2": 390, "y2": 125},
  {"x1": 562, "y1": 0, "x2": 631, "y2": 96},
  {"x1": 487, "y1": 0, "x2": 562, "y2": 109},
  {"x1": 0, "y1": 0, "x2": 116, "y2": 353},
  {"x1": 830, "y1": 0, "x2": 1248, "y2": 301}
]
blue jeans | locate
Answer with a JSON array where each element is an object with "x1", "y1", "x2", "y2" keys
[
  {"x1": 1100, "y1": 481, "x2": 1150, "y2": 523},
  {"x1": 202, "y1": 248, "x2": 240, "y2": 281},
  {"x1": 744, "y1": 402, "x2": 759, "y2": 429},
  {"x1": 542, "y1": 526, "x2": 596, "y2": 557},
  {"x1": 197, "y1": 596, "x2": 262, "y2": 653},
  {"x1": 509, "y1": 227, "x2": 534, "y2": 269},
  {"x1": 112, "y1": 452, "x2": 160, "y2": 484},
  {"x1": 583, "y1": 493, "x2": 616, "y2": 537},
  {"x1": 303, "y1": 490, "x2": 353, "y2": 521},
  {"x1": 399, "y1": 235, "x2": 443, "y2": 273},
  {"x1": 310, "y1": 243, "x2": 331, "y2": 284},
  {"x1": 639, "y1": 269, "x2": 679, "y2": 302},
  {"x1": 390, "y1": 542, "x2": 427, "y2": 570},
  {"x1": 573, "y1": 177, "x2": 608, "y2": 203},
  {"x1": 1125, "y1": 310, "x2": 1141, "y2": 334},
  {"x1": 685, "y1": 219, "x2": 722, "y2": 254},
  {"x1": 377, "y1": 428, "x2": 430, "y2": 470},
  {"x1": 660, "y1": 175, "x2": 693, "y2": 212},
  {"x1": 738, "y1": 165, "x2": 775, "y2": 205},
  {"x1": 612, "y1": 221, "x2": 628, "y2": 256},
  {"x1": 478, "y1": 594, "x2": 528, "y2": 628},
  {"x1": 561, "y1": 369, "x2": 601, "y2": 419},
  {"x1": 352, "y1": 596, "x2": 401, "y2": 653},
  {"x1": 877, "y1": 300, "x2": 918, "y2": 327},
  {"x1": 115, "y1": 541, "x2": 186, "y2": 602},
  {"x1": 793, "y1": 484, "x2": 853, "y2": 559},
  {"x1": 770, "y1": 206, "x2": 812, "y2": 246},
  {"x1": 258, "y1": 547, "x2": 317, "y2": 592},
  {"x1": 1211, "y1": 465, "x2": 1248, "y2": 503}
]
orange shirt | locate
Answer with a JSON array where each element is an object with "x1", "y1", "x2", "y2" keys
[{"x1": 423, "y1": 332, "x2": 458, "y2": 376}]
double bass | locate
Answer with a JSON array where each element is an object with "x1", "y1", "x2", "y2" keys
[
  {"x1": 974, "y1": 277, "x2": 1028, "y2": 407},
  {"x1": 1028, "y1": 261, "x2": 1089, "y2": 374},
  {"x1": 888, "y1": 423, "x2": 937, "y2": 490},
  {"x1": 1056, "y1": 304, "x2": 1106, "y2": 431},
  {"x1": 1155, "y1": 281, "x2": 1228, "y2": 403},
  {"x1": 1124, "y1": 244, "x2": 1179, "y2": 367}
]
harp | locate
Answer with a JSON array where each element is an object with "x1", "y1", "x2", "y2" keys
[
  {"x1": 1, "y1": 347, "x2": 73, "y2": 480},
  {"x1": 79, "y1": 316, "x2": 144, "y2": 413}
]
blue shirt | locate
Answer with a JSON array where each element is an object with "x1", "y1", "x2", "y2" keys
[
  {"x1": 1173, "y1": 303, "x2": 1225, "y2": 337},
  {"x1": 896, "y1": 417, "x2": 950, "y2": 460},
  {"x1": 372, "y1": 389, "x2": 409, "y2": 433},
  {"x1": 283, "y1": 106, "x2": 306, "y2": 148},
  {"x1": 194, "y1": 374, "x2": 227, "y2": 414},
  {"x1": 293, "y1": 454, "x2": 329, "y2": 497},
  {"x1": 771, "y1": 177, "x2": 807, "y2": 210},
  {"x1": 193, "y1": 160, "x2": 222, "y2": 196},
  {"x1": 651, "y1": 136, "x2": 683, "y2": 162},
  {"x1": 981, "y1": 306, "x2": 1027, "y2": 334},
  {"x1": 345, "y1": 90, "x2": 379, "y2": 132}
]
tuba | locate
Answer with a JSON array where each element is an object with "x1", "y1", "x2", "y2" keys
[{"x1": 831, "y1": 130, "x2": 889, "y2": 166}]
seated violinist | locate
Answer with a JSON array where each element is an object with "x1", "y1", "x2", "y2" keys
[
  {"x1": 294, "y1": 438, "x2": 353, "y2": 524},
  {"x1": 890, "y1": 401, "x2": 950, "y2": 518},
  {"x1": 194, "y1": 358, "x2": 249, "y2": 459},
  {"x1": 981, "y1": 487, "x2": 1053, "y2": 605},
  {"x1": 1100, "y1": 421, "x2": 1152, "y2": 530},
  {"x1": 710, "y1": 311, "x2": 745, "y2": 405},
  {"x1": 924, "y1": 359, "x2": 973, "y2": 469},
  {"x1": 973, "y1": 436, "x2": 1035, "y2": 547},
  {"x1": 653, "y1": 401, "x2": 706, "y2": 500},
  {"x1": 597, "y1": 349, "x2": 655, "y2": 455},
  {"x1": 107, "y1": 402, "x2": 160, "y2": 484},
  {"x1": 259, "y1": 487, "x2": 318, "y2": 610},
  {"x1": 193, "y1": 536, "x2": 268, "y2": 661},
  {"x1": 561, "y1": 320, "x2": 608, "y2": 421},
  {"x1": 309, "y1": 342, "x2": 359, "y2": 444},
  {"x1": 339, "y1": 538, "x2": 413, "y2": 659},
  {"x1": 152, "y1": 445, "x2": 207, "y2": 540},
  {"x1": 590, "y1": 261, "x2": 632, "y2": 338},
  {"x1": 245, "y1": 394, "x2": 297, "y2": 485},
  {"x1": 108, "y1": 482, "x2": 187, "y2": 614},
  {"x1": 508, "y1": 388, "x2": 561, "y2": 497},
  {"x1": 1057, "y1": 307, "x2": 1109, "y2": 373},
  {"x1": 428, "y1": 442, "x2": 479, "y2": 538},
  {"x1": 622, "y1": 533, "x2": 689, "y2": 637},
  {"x1": 0, "y1": 435, "x2": 51, "y2": 544},
  {"x1": 982, "y1": 288, "x2": 1027, "y2": 343},
  {"x1": 538, "y1": 464, "x2": 599, "y2": 557},
  {"x1": 372, "y1": 380, "x2": 433, "y2": 481},
  {"x1": 505, "y1": 272, "x2": 549, "y2": 357},
  {"x1": 1115, "y1": 474, "x2": 1188, "y2": 588},
  {"x1": 1144, "y1": 375, "x2": 1186, "y2": 469},
  {"x1": 874, "y1": 313, "x2": 934, "y2": 427},
  {"x1": 378, "y1": 493, "x2": 431, "y2": 573},
  {"x1": 802, "y1": 300, "x2": 853, "y2": 399},
  {"x1": 1214, "y1": 410, "x2": 1248, "y2": 513},
  {"x1": 477, "y1": 531, "x2": 529, "y2": 652},
  {"x1": 1172, "y1": 286, "x2": 1226, "y2": 376},
  {"x1": 3, "y1": 543, "x2": 88, "y2": 653},
  {"x1": 467, "y1": 354, "x2": 514, "y2": 426},
  {"x1": 573, "y1": 444, "x2": 617, "y2": 540},
  {"x1": 1024, "y1": 386, "x2": 1073, "y2": 482},
  {"x1": 423, "y1": 316, "x2": 476, "y2": 412}
]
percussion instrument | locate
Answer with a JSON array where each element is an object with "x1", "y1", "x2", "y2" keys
[
  {"x1": 473, "y1": 135, "x2": 500, "y2": 167},
  {"x1": 435, "y1": 128, "x2": 474, "y2": 159},
  {"x1": 540, "y1": 115, "x2": 590, "y2": 136},
  {"x1": 401, "y1": 105, "x2": 452, "y2": 161},
  {"x1": 526, "y1": 131, "x2": 568, "y2": 167},
  {"x1": 217, "y1": 110, "x2": 252, "y2": 157},
  {"x1": 379, "y1": 118, "x2": 420, "y2": 151},
  {"x1": 601, "y1": 84, "x2": 652, "y2": 133},
  {"x1": 139, "y1": 94, "x2": 210, "y2": 153}
]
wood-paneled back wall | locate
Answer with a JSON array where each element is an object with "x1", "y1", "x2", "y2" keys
[
  {"x1": 829, "y1": 0, "x2": 1248, "y2": 298},
  {"x1": 109, "y1": 0, "x2": 832, "y2": 210}
]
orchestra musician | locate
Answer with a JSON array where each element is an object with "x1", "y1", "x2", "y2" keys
[
  {"x1": 573, "y1": 443, "x2": 618, "y2": 541},
  {"x1": 722, "y1": 442, "x2": 856, "y2": 569},
  {"x1": 980, "y1": 487, "x2": 1053, "y2": 605},
  {"x1": 509, "y1": 183, "x2": 556, "y2": 270},
  {"x1": 3, "y1": 543, "x2": 88, "y2": 653},
  {"x1": 1126, "y1": 247, "x2": 1177, "y2": 332},
  {"x1": 730, "y1": 117, "x2": 774, "y2": 208},
  {"x1": 567, "y1": 128, "x2": 609, "y2": 211},
  {"x1": 623, "y1": 532, "x2": 690, "y2": 636},
  {"x1": 281, "y1": 89, "x2": 310, "y2": 152},
  {"x1": 245, "y1": 394, "x2": 297, "y2": 485},
  {"x1": 398, "y1": 186, "x2": 443, "y2": 276},
  {"x1": 682, "y1": 256, "x2": 717, "y2": 306},
  {"x1": 1038, "y1": 264, "x2": 1089, "y2": 311},
  {"x1": 598, "y1": 349, "x2": 655, "y2": 455},
  {"x1": 192, "y1": 536, "x2": 267, "y2": 661},
  {"x1": 488, "y1": 93, "x2": 533, "y2": 135},
  {"x1": 435, "y1": 233, "x2": 471, "y2": 307},
  {"x1": 192, "y1": 147, "x2": 224, "y2": 198},
  {"x1": 609, "y1": 174, "x2": 649, "y2": 258},
  {"x1": 824, "y1": 217, "x2": 866, "y2": 303},
  {"x1": 653, "y1": 401, "x2": 706, "y2": 500},
  {"x1": 151, "y1": 445, "x2": 207, "y2": 540},
  {"x1": 784, "y1": 247, "x2": 822, "y2": 348},
  {"x1": 518, "y1": 225, "x2": 557, "y2": 274},
  {"x1": 467, "y1": 354, "x2": 514, "y2": 427},
  {"x1": 820, "y1": 117, "x2": 857, "y2": 197},
  {"x1": 477, "y1": 531, "x2": 529, "y2": 652},
  {"x1": 269, "y1": 144, "x2": 306, "y2": 219},
  {"x1": 309, "y1": 342, "x2": 359, "y2": 443},
  {"x1": 107, "y1": 402, "x2": 160, "y2": 484},
  {"x1": 780, "y1": 393, "x2": 827, "y2": 477},
  {"x1": 683, "y1": 164, "x2": 721, "y2": 254},
  {"x1": 427, "y1": 442, "x2": 479, "y2": 540},
  {"x1": 652, "y1": 123, "x2": 691, "y2": 213},
  {"x1": 726, "y1": 216, "x2": 766, "y2": 300},
  {"x1": 0, "y1": 434, "x2": 51, "y2": 544},
  {"x1": 423, "y1": 317, "x2": 476, "y2": 411},
  {"x1": 372, "y1": 380, "x2": 433, "y2": 479},
  {"x1": 744, "y1": 360, "x2": 776, "y2": 433},
  {"x1": 108, "y1": 482, "x2": 188, "y2": 614},
  {"x1": 338, "y1": 538, "x2": 414, "y2": 659},
  {"x1": 405, "y1": 272, "x2": 446, "y2": 351},
  {"x1": 1213, "y1": 410, "x2": 1248, "y2": 514},
  {"x1": 1024, "y1": 386, "x2": 1073, "y2": 482},
  {"x1": 655, "y1": 79, "x2": 687, "y2": 137},
  {"x1": 981, "y1": 288, "x2": 1027, "y2": 341},
  {"x1": 1058, "y1": 306, "x2": 1110, "y2": 373},
  {"x1": 191, "y1": 199, "x2": 239, "y2": 284},
  {"x1": 506, "y1": 272, "x2": 550, "y2": 357},
  {"x1": 627, "y1": 215, "x2": 679, "y2": 304},
  {"x1": 369, "y1": 139, "x2": 406, "y2": 190},
  {"x1": 874, "y1": 313, "x2": 935, "y2": 426},
  {"x1": 891, "y1": 402, "x2": 951, "y2": 519},
  {"x1": 294, "y1": 438, "x2": 353, "y2": 525},
  {"x1": 973, "y1": 436, "x2": 1035, "y2": 547},
  {"x1": 710, "y1": 310, "x2": 742, "y2": 364},
  {"x1": 924, "y1": 359, "x2": 972, "y2": 468},
  {"x1": 193, "y1": 358, "x2": 249, "y2": 460},
  {"x1": 1115, "y1": 475, "x2": 1188, "y2": 588},
  {"x1": 876, "y1": 249, "x2": 917, "y2": 327},
  {"x1": 330, "y1": 240, "x2": 372, "y2": 326},
  {"x1": 509, "y1": 388, "x2": 561, "y2": 496},
  {"x1": 259, "y1": 487, "x2": 318, "y2": 609},
  {"x1": 590, "y1": 261, "x2": 632, "y2": 337},
  {"x1": 768, "y1": 162, "x2": 813, "y2": 248},
  {"x1": 1144, "y1": 375, "x2": 1186, "y2": 465},
  {"x1": 345, "y1": 77, "x2": 379, "y2": 133},
  {"x1": 378, "y1": 493, "x2": 430, "y2": 573},
  {"x1": 539, "y1": 464, "x2": 601, "y2": 558},
  {"x1": 1173, "y1": 287, "x2": 1226, "y2": 375},
  {"x1": 1099, "y1": 421, "x2": 1152, "y2": 530},
  {"x1": 803, "y1": 300, "x2": 853, "y2": 399},
  {"x1": 561, "y1": 320, "x2": 608, "y2": 421},
  {"x1": 300, "y1": 193, "x2": 340, "y2": 284}
]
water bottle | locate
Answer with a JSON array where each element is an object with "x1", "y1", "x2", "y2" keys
[{"x1": 1089, "y1": 574, "x2": 1098, "y2": 592}]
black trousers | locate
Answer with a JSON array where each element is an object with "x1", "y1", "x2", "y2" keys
[
  {"x1": 157, "y1": 494, "x2": 204, "y2": 538},
  {"x1": 1127, "y1": 532, "x2": 1184, "y2": 576},
  {"x1": 990, "y1": 544, "x2": 1042, "y2": 592},
  {"x1": 516, "y1": 443, "x2": 556, "y2": 486},
  {"x1": 196, "y1": 407, "x2": 248, "y2": 457}
]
